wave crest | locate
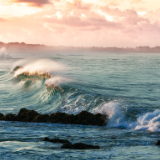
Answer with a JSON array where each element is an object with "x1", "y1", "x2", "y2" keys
[
  {"x1": 94, "y1": 102, "x2": 160, "y2": 132},
  {"x1": 10, "y1": 58, "x2": 71, "y2": 87}
]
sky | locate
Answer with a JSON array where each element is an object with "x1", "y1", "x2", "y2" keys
[{"x1": 0, "y1": 0, "x2": 160, "y2": 47}]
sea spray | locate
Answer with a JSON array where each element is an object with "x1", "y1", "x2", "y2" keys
[
  {"x1": 0, "y1": 47, "x2": 10, "y2": 59},
  {"x1": 93, "y1": 102, "x2": 160, "y2": 132},
  {"x1": 9, "y1": 57, "x2": 160, "y2": 132},
  {"x1": 10, "y1": 58, "x2": 72, "y2": 86},
  {"x1": 92, "y1": 101, "x2": 133, "y2": 128},
  {"x1": 11, "y1": 59, "x2": 68, "y2": 76},
  {"x1": 135, "y1": 109, "x2": 160, "y2": 132},
  {"x1": 45, "y1": 76, "x2": 73, "y2": 87}
]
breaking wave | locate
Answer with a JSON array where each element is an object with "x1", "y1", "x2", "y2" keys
[
  {"x1": 95, "y1": 102, "x2": 160, "y2": 132},
  {"x1": 10, "y1": 58, "x2": 72, "y2": 87},
  {"x1": 8, "y1": 58, "x2": 160, "y2": 132}
]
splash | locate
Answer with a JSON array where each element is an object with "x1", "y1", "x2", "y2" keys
[
  {"x1": 10, "y1": 58, "x2": 72, "y2": 86},
  {"x1": 93, "y1": 101, "x2": 133, "y2": 128},
  {"x1": 135, "y1": 110, "x2": 160, "y2": 132},
  {"x1": 11, "y1": 59, "x2": 67, "y2": 76},
  {"x1": 93, "y1": 102, "x2": 160, "y2": 132},
  {"x1": 45, "y1": 76, "x2": 72, "y2": 87}
]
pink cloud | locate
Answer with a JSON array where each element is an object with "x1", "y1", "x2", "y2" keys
[
  {"x1": 0, "y1": 18, "x2": 6, "y2": 22},
  {"x1": 65, "y1": 0, "x2": 91, "y2": 10},
  {"x1": 10, "y1": 0, "x2": 51, "y2": 7},
  {"x1": 1, "y1": 1, "x2": 160, "y2": 47}
]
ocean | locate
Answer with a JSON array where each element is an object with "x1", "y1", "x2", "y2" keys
[{"x1": 0, "y1": 50, "x2": 160, "y2": 159}]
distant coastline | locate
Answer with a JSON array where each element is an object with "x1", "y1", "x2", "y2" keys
[{"x1": 0, "y1": 41, "x2": 160, "y2": 53}]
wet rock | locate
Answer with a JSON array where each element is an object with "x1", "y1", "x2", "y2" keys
[
  {"x1": 62, "y1": 114, "x2": 76, "y2": 124},
  {"x1": 49, "y1": 112, "x2": 68, "y2": 123},
  {"x1": 0, "y1": 113, "x2": 4, "y2": 120},
  {"x1": 49, "y1": 112, "x2": 76, "y2": 124},
  {"x1": 17, "y1": 108, "x2": 39, "y2": 122},
  {"x1": 34, "y1": 114, "x2": 49, "y2": 122},
  {"x1": 44, "y1": 137, "x2": 100, "y2": 149},
  {"x1": 94, "y1": 113, "x2": 108, "y2": 126},
  {"x1": 49, "y1": 111, "x2": 107, "y2": 126},
  {"x1": 4, "y1": 113, "x2": 17, "y2": 121},
  {"x1": 44, "y1": 137, "x2": 71, "y2": 144},
  {"x1": 17, "y1": 108, "x2": 27, "y2": 120},
  {"x1": 74, "y1": 111, "x2": 107, "y2": 126},
  {"x1": 0, "y1": 108, "x2": 108, "y2": 126},
  {"x1": 156, "y1": 140, "x2": 160, "y2": 145},
  {"x1": 61, "y1": 143, "x2": 100, "y2": 149}
]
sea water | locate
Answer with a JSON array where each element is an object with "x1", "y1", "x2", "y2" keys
[{"x1": 0, "y1": 50, "x2": 160, "y2": 159}]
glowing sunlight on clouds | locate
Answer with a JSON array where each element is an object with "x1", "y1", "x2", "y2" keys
[
  {"x1": 0, "y1": 2, "x2": 42, "y2": 17},
  {"x1": 55, "y1": 11, "x2": 62, "y2": 19},
  {"x1": 0, "y1": 0, "x2": 160, "y2": 47}
]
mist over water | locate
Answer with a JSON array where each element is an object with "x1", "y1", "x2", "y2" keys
[
  {"x1": 0, "y1": 51, "x2": 160, "y2": 159},
  {"x1": 0, "y1": 47, "x2": 10, "y2": 59}
]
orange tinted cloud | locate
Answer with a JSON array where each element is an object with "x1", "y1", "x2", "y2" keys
[
  {"x1": 10, "y1": 0, "x2": 51, "y2": 7},
  {"x1": 0, "y1": 0, "x2": 160, "y2": 47},
  {"x1": 0, "y1": 17, "x2": 7, "y2": 22},
  {"x1": 66, "y1": 0, "x2": 91, "y2": 10}
]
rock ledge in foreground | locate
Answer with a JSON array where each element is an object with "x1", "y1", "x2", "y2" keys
[{"x1": 0, "y1": 108, "x2": 108, "y2": 126}]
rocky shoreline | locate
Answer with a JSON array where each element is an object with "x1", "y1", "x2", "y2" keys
[
  {"x1": 0, "y1": 108, "x2": 108, "y2": 126},
  {"x1": 1, "y1": 108, "x2": 160, "y2": 149}
]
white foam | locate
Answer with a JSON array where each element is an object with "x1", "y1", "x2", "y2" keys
[
  {"x1": 135, "y1": 110, "x2": 160, "y2": 132},
  {"x1": 93, "y1": 101, "x2": 133, "y2": 128},
  {"x1": 10, "y1": 59, "x2": 68, "y2": 77},
  {"x1": 94, "y1": 101, "x2": 160, "y2": 132},
  {"x1": 10, "y1": 58, "x2": 72, "y2": 86},
  {"x1": 45, "y1": 76, "x2": 72, "y2": 87}
]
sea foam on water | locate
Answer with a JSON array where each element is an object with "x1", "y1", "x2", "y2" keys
[
  {"x1": 135, "y1": 109, "x2": 160, "y2": 132},
  {"x1": 93, "y1": 101, "x2": 160, "y2": 132}
]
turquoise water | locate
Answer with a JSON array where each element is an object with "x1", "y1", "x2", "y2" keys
[{"x1": 0, "y1": 51, "x2": 160, "y2": 159}]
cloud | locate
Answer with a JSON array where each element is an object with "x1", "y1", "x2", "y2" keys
[
  {"x1": 65, "y1": 0, "x2": 91, "y2": 10},
  {"x1": 1, "y1": 0, "x2": 160, "y2": 47},
  {"x1": 44, "y1": 14, "x2": 121, "y2": 32},
  {"x1": 10, "y1": 0, "x2": 51, "y2": 7},
  {"x1": 0, "y1": 18, "x2": 8, "y2": 23}
]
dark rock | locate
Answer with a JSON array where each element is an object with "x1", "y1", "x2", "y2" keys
[
  {"x1": 49, "y1": 111, "x2": 107, "y2": 126},
  {"x1": 0, "y1": 108, "x2": 108, "y2": 126},
  {"x1": 156, "y1": 140, "x2": 160, "y2": 145},
  {"x1": 17, "y1": 108, "x2": 39, "y2": 122},
  {"x1": 25, "y1": 110, "x2": 39, "y2": 121},
  {"x1": 49, "y1": 112, "x2": 76, "y2": 124},
  {"x1": 44, "y1": 137, "x2": 71, "y2": 144},
  {"x1": 34, "y1": 114, "x2": 49, "y2": 122},
  {"x1": 49, "y1": 112, "x2": 68, "y2": 123},
  {"x1": 4, "y1": 113, "x2": 16, "y2": 121},
  {"x1": 61, "y1": 143, "x2": 100, "y2": 149},
  {"x1": 0, "y1": 113, "x2": 4, "y2": 120},
  {"x1": 44, "y1": 137, "x2": 100, "y2": 149},
  {"x1": 62, "y1": 114, "x2": 76, "y2": 124},
  {"x1": 17, "y1": 108, "x2": 28, "y2": 120},
  {"x1": 94, "y1": 113, "x2": 108, "y2": 126},
  {"x1": 74, "y1": 111, "x2": 107, "y2": 126}
]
